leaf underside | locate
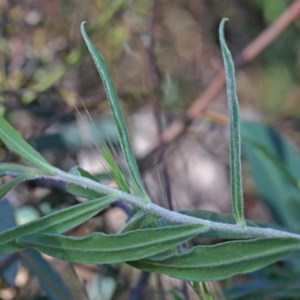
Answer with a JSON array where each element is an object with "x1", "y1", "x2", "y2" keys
[
  {"x1": 17, "y1": 224, "x2": 208, "y2": 264},
  {"x1": 130, "y1": 237, "x2": 300, "y2": 281},
  {"x1": 0, "y1": 195, "x2": 117, "y2": 255}
]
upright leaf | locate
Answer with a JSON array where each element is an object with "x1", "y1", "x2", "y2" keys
[
  {"x1": 130, "y1": 237, "x2": 300, "y2": 281},
  {"x1": 0, "y1": 195, "x2": 117, "y2": 255},
  {"x1": 102, "y1": 146, "x2": 131, "y2": 193},
  {"x1": 16, "y1": 224, "x2": 208, "y2": 264},
  {"x1": 219, "y1": 19, "x2": 245, "y2": 226},
  {"x1": 0, "y1": 116, "x2": 58, "y2": 174},
  {"x1": 80, "y1": 22, "x2": 148, "y2": 200}
]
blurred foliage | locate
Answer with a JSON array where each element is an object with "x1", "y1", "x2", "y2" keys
[{"x1": 1, "y1": 0, "x2": 300, "y2": 299}]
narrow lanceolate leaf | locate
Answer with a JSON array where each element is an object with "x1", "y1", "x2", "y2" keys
[
  {"x1": 0, "y1": 176, "x2": 33, "y2": 200},
  {"x1": 219, "y1": 19, "x2": 245, "y2": 226},
  {"x1": 0, "y1": 195, "x2": 117, "y2": 255},
  {"x1": 21, "y1": 250, "x2": 73, "y2": 300},
  {"x1": 16, "y1": 224, "x2": 208, "y2": 264},
  {"x1": 0, "y1": 163, "x2": 43, "y2": 177},
  {"x1": 242, "y1": 122, "x2": 300, "y2": 231},
  {"x1": 80, "y1": 22, "x2": 148, "y2": 200},
  {"x1": 0, "y1": 200, "x2": 19, "y2": 286},
  {"x1": 0, "y1": 116, "x2": 58, "y2": 174},
  {"x1": 102, "y1": 147, "x2": 131, "y2": 193},
  {"x1": 130, "y1": 237, "x2": 300, "y2": 281}
]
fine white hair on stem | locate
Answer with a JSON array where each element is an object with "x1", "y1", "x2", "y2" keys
[{"x1": 39, "y1": 170, "x2": 300, "y2": 241}]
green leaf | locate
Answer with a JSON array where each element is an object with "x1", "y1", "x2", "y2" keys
[
  {"x1": 0, "y1": 200, "x2": 19, "y2": 286},
  {"x1": 102, "y1": 146, "x2": 131, "y2": 193},
  {"x1": 21, "y1": 249, "x2": 72, "y2": 300},
  {"x1": 0, "y1": 195, "x2": 117, "y2": 255},
  {"x1": 130, "y1": 237, "x2": 300, "y2": 281},
  {"x1": 67, "y1": 166, "x2": 104, "y2": 199},
  {"x1": 0, "y1": 176, "x2": 32, "y2": 200},
  {"x1": 0, "y1": 163, "x2": 43, "y2": 177},
  {"x1": 16, "y1": 224, "x2": 208, "y2": 264},
  {"x1": 165, "y1": 289, "x2": 185, "y2": 300},
  {"x1": 121, "y1": 210, "x2": 158, "y2": 233},
  {"x1": 0, "y1": 164, "x2": 48, "y2": 200},
  {"x1": 242, "y1": 122, "x2": 300, "y2": 231},
  {"x1": 80, "y1": 22, "x2": 148, "y2": 200},
  {"x1": 219, "y1": 19, "x2": 245, "y2": 226},
  {"x1": 181, "y1": 210, "x2": 257, "y2": 239},
  {"x1": 0, "y1": 116, "x2": 58, "y2": 174}
]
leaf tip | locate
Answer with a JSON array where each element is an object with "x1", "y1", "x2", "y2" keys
[
  {"x1": 219, "y1": 18, "x2": 229, "y2": 40},
  {"x1": 80, "y1": 21, "x2": 87, "y2": 35}
]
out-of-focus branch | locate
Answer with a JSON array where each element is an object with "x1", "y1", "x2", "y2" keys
[
  {"x1": 238, "y1": 0, "x2": 300, "y2": 63},
  {"x1": 139, "y1": 0, "x2": 300, "y2": 171},
  {"x1": 144, "y1": 1, "x2": 173, "y2": 210}
]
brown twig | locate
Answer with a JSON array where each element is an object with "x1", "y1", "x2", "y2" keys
[{"x1": 139, "y1": 0, "x2": 300, "y2": 171}]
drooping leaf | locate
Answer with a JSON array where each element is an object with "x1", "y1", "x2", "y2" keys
[
  {"x1": 0, "y1": 200, "x2": 19, "y2": 286},
  {"x1": 16, "y1": 224, "x2": 208, "y2": 264},
  {"x1": 130, "y1": 237, "x2": 300, "y2": 281},
  {"x1": 0, "y1": 201, "x2": 73, "y2": 299},
  {"x1": 165, "y1": 289, "x2": 185, "y2": 300},
  {"x1": 21, "y1": 249, "x2": 73, "y2": 300},
  {"x1": 0, "y1": 195, "x2": 117, "y2": 255},
  {"x1": 80, "y1": 22, "x2": 148, "y2": 200},
  {"x1": 226, "y1": 274, "x2": 300, "y2": 300},
  {"x1": 219, "y1": 19, "x2": 245, "y2": 226},
  {"x1": 0, "y1": 116, "x2": 58, "y2": 174}
]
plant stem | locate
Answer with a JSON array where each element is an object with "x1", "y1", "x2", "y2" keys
[{"x1": 40, "y1": 171, "x2": 300, "y2": 240}]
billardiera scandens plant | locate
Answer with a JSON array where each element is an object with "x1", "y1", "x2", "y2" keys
[{"x1": 0, "y1": 19, "x2": 299, "y2": 282}]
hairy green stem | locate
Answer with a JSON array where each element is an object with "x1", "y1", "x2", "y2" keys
[{"x1": 40, "y1": 171, "x2": 300, "y2": 240}]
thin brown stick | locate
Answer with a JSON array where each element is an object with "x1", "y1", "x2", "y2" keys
[
  {"x1": 239, "y1": 0, "x2": 300, "y2": 63},
  {"x1": 139, "y1": 0, "x2": 300, "y2": 171}
]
